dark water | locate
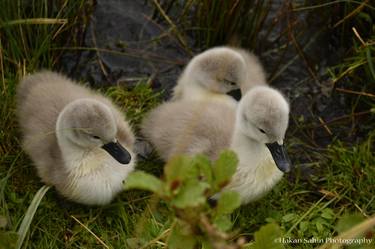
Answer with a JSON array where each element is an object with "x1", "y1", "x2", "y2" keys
[{"x1": 61, "y1": 0, "x2": 355, "y2": 167}]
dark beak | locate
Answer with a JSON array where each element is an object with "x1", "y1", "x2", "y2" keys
[
  {"x1": 227, "y1": 88, "x2": 242, "y2": 101},
  {"x1": 102, "y1": 141, "x2": 131, "y2": 165},
  {"x1": 265, "y1": 142, "x2": 291, "y2": 173}
]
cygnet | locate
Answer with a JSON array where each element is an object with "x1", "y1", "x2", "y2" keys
[
  {"x1": 172, "y1": 46, "x2": 247, "y2": 107},
  {"x1": 142, "y1": 86, "x2": 291, "y2": 204},
  {"x1": 17, "y1": 71, "x2": 135, "y2": 205},
  {"x1": 172, "y1": 46, "x2": 267, "y2": 105}
]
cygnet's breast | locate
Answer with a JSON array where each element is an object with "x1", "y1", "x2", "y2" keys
[
  {"x1": 61, "y1": 148, "x2": 135, "y2": 205},
  {"x1": 225, "y1": 147, "x2": 284, "y2": 203}
]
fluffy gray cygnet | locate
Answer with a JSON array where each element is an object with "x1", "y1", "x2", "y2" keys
[
  {"x1": 17, "y1": 71, "x2": 136, "y2": 205},
  {"x1": 142, "y1": 86, "x2": 291, "y2": 204},
  {"x1": 172, "y1": 46, "x2": 267, "y2": 106}
]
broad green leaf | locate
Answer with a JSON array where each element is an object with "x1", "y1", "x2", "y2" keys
[
  {"x1": 336, "y1": 213, "x2": 365, "y2": 234},
  {"x1": 282, "y1": 213, "x2": 297, "y2": 223},
  {"x1": 124, "y1": 171, "x2": 163, "y2": 195},
  {"x1": 171, "y1": 180, "x2": 210, "y2": 208},
  {"x1": 315, "y1": 220, "x2": 324, "y2": 233},
  {"x1": 191, "y1": 154, "x2": 213, "y2": 185},
  {"x1": 213, "y1": 215, "x2": 233, "y2": 232},
  {"x1": 299, "y1": 221, "x2": 309, "y2": 232},
  {"x1": 168, "y1": 223, "x2": 196, "y2": 249},
  {"x1": 165, "y1": 155, "x2": 193, "y2": 190},
  {"x1": 321, "y1": 208, "x2": 335, "y2": 220},
  {"x1": 216, "y1": 191, "x2": 241, "y2": 216},
  {"x1": 252, "y1": 223, "x2": 284, "y2": 249},
  {"x1": 212, "y1": 150, "x2": 238, "y2": 189}
]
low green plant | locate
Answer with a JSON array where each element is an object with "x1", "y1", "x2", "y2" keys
[
  {"x1": 105, "y1": 82, "x2": 163, "y2": 127},
  {"x1": 124, "y1": 150, "x2": 245, "y2": 249}
]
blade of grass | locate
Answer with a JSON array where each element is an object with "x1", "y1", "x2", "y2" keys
[
  {"x1": 151, "y1": 0, "x2": 192, "y2": 55},
  {"x1": 70, "y1": 215, "x2": 110, "y2": 249},
  {"x1": 365, "y1": 47, "x2": 375, "y2": 80},
  {"x1": 16, "y1": 185, "x2": 50, "y2": 249},
  {"x1": 0, "y1": 18, "x2": 67, "y2": 28}
]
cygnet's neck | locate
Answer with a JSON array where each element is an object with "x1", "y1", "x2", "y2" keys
[
  {"x1": 230, "y1": 125, "x2": 265, "y2": 171},
  {"x1": 56, "y1": 111, "x2": 96, "y2": 171},
  {"x1": 227, "y1": 114, "x2": 284, "y2": 203}
]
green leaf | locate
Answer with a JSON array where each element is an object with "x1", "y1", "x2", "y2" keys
[
  {"x1": 171, "y1": 180, "x2": 210, "y2": 208},
  {"x1": 336, "y1": 213, "x2": 365, "y2": 234},
  {"x1": 213, "y1": 215, "x2": 233, "y2": 232},
  {"x1": 216, "y1": 191, "x2": 241, "y2": 216},
  {"x1": 191, "y1": 154, "x2": 213, "y2": 185},
  {"x1": 212, "y1": 150, "x2": 238, "y2": 189},
  {"x1": 299, "y1": 221, "x2": 309, "y2": 232},
  {"x1": 321, "y1": 208, "x2": 335, "y2": 220},
  {"x1": 124, "y1": 171, "x2": 163, "y2": 195},
  {"x1": 165, "y1": 155, "x2": 193, "y2": 190},
  {"x1": 168, "y1": 223, "x2": 196, "y2": 249},
  {"x1": 315, "y1": 220, "x2": 324, "y2": 233},
  {"x1": 282, "y1": 213, "x2": 297, "y2": 223},
  {"x1": 252, "y1": 223, "x2": 284, "y2": 249}
]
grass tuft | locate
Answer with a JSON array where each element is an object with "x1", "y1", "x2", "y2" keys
[{"x1": 16, "y1": 185, "x2": 50, "y2": 249}]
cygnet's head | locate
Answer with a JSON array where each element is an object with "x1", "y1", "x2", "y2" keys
[
  {"x1": 187, "y1": 47, "x2": 246, "y2": 94},
  {"x1": 237, "y1": 86, "x2": 291, "y2": 172},
  {"x1": 57, "y1": 98, "x2": 131, "y2": 164}
]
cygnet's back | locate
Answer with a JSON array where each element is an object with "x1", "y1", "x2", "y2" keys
[
  {"x1": 18, "y1": 71, "x2": 118, "y2": 136},
  {"x1": 141, "y1": 101, "x2": 235, "y2": 161},
  {"x1": 232, "y1": 48, "x2": 267, "y2": 93}
]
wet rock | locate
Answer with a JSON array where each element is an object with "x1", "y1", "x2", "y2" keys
[{"x1": 62, "y1": 0, "x2": 190, "y2": 95}]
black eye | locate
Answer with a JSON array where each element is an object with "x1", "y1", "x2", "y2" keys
[
  {"x1": 92, "y1": 135, "x2": 100, "y2": 139},
  {"x1": 223, "y1": 79, "x2": 236, "y2": 86},
  {"x1": 259, "y1": 128, "x2": 266, "y2": 134}
]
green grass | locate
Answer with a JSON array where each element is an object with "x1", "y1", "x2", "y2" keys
[
  {"x1": 152, "y1": 0, "x2": 270, "y2": 50},
  {"x1": 234, "y1": 133, "x2": 375, "y2": 248},
  {"x1": 1, "y1": 0, "x2": 375, "y2": 249}
]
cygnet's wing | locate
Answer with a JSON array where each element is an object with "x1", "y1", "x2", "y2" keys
[{"x1": 141, "y1": 100, "x2": 236, "y2": 161}]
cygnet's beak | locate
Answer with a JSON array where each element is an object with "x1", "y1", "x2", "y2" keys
[
  {"x1": 265, "y1": 142, "x2": 291, "y2": 173},
  {"x1": 227, "y1": 88, "x2": 242, "y2": 101},
  {"x1": 102, "y1": 141, "x2": 131, "y2": 164}
]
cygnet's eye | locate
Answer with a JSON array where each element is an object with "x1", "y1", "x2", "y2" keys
[
  {"x1": 223, "y1": 79, "x2": 237, "y2": 86},
  {"x1": 258, "y1": 128, "x2": 266, "y2": 134},
  {"x1": 92, "y1": 135, "x2": 101, "y2": 139}
]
